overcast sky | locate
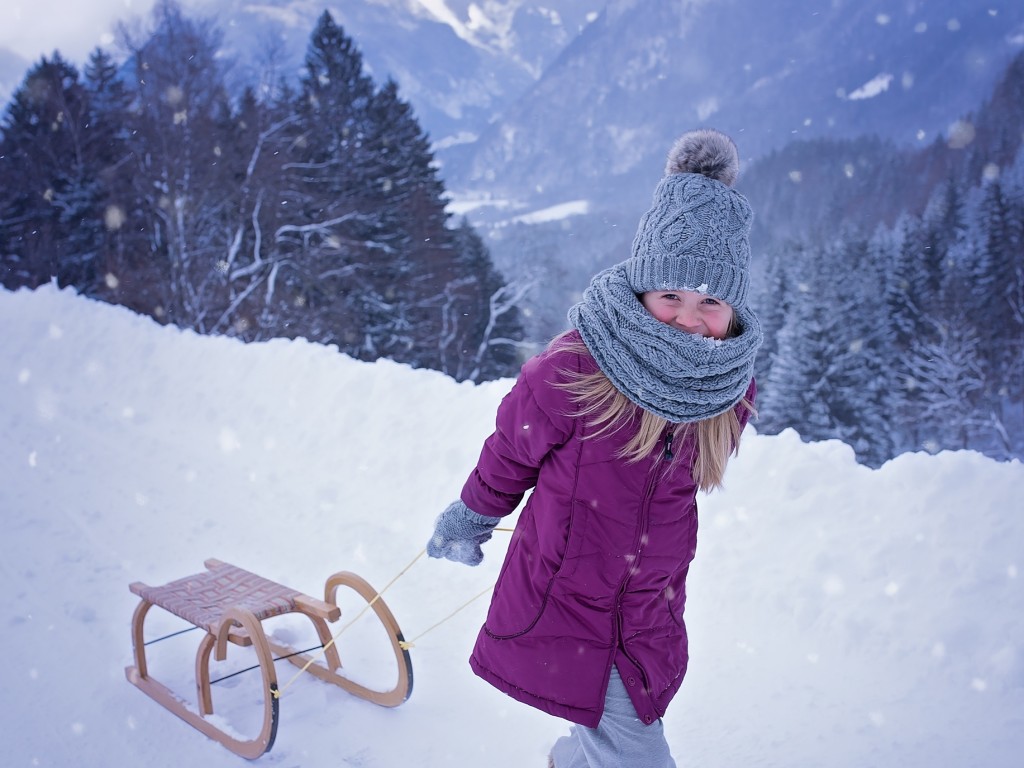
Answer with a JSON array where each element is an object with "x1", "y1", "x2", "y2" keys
[
  {"x1": 0, "y1": 0, "x2": 455, "y2": 67},
  {"x1": 1, "y1": 0, "x2": 161, "y2": 66}
]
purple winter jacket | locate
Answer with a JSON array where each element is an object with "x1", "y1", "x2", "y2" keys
[{"x1": 461, "y1": 330, "x2": 755, "y2": 728}]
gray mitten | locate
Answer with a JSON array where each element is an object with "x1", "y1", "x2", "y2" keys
[{"x1": 427, "y1": 499, "x2": 500, "y2": 566}]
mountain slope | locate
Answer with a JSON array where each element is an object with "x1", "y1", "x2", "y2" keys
[
  {"x1": 205, "y1": 0, "x2": 600, "y2": 147},
  {"x1": 445, "y1": 0, "x2": 1024, "y2": 214}
]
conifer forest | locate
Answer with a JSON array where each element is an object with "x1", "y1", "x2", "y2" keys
[{"x1": 745, "y1": 53, "x2": 1024, "y2": 467}]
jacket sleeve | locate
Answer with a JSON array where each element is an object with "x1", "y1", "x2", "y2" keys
[{"x1": 460, "y1": 351, "x2": 577, "y2": 518}]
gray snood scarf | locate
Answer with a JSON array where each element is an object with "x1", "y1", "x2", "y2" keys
[{"x1": 567, "y1": 263, "x2": 762, "y2": 423}]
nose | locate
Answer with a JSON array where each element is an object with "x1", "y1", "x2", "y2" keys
[{"x1": 673, "y1": 305, "x2": 700, "y2": 331}]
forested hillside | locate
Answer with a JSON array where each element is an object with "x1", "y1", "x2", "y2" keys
[
  {"x1": 0, "y1": 1, "x2": 526, "y2": 382},
  {"x1": 745, "y1": 52, "x2": 1024, "y2": 465}
]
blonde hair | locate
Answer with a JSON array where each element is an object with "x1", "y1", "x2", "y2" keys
[{"x1": 553, "y1": 334, "x2": 754, "y2": 492}]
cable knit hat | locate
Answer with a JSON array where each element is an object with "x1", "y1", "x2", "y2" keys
[{"x1": 627, "y1": 129, "x2": 753, "y2": 310}]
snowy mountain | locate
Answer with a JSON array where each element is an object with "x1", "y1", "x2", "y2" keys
[
  {"x1": 202, "y1": 0, "x2": 602, "y2": 150},
  {"x1": 444, "y1": 0, "x2": 1024, "y2": 214},
  {"x1": 5, "y1": 0, "x2": 1020, "y2": 213}
]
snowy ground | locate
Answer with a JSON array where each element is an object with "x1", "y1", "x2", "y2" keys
[{"x1": 3, "y1": 284, "x2": 1023, "y2": 767}]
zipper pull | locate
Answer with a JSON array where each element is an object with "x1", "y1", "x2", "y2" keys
[{"x1": 663, "y1": 430, "x2": 674, "y2": 461}]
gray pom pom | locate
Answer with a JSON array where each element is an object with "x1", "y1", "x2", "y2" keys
[{"x1": 664, "y1": 129, "x2": 740, "y2": 187}]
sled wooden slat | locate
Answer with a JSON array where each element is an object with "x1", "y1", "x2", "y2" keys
[{"x1": 125, "y1": 559, "x2": 413, "y2": 760}]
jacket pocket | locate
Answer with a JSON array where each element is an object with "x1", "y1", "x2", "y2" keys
[
  {"x1": 483, "y1": 544, "x2": 554, "y2": 639},
  {"x1": 483, "y1": 500, "x2": 589, "y2": 639}
]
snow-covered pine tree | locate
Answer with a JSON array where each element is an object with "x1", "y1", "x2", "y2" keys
[
  {"x1": 903, "y1": 316, "x2": 985, "y2": 452},
  {"x1": 821, "y1": 232, "x2": 895, "y2": 466},
  {"x1": 358, "y1": 77, "x2": 453, "y2": 368},
  {"x1": 81, "y1": 47, "x2": 140, "y2": 305},
  {"x1": 0, "y1": 53, "x2": 98, "y2": 290},
  {"x1": 270, "y1": 10, "x2": 392, "y2": 354},
  {"x1": 958, "y1": 168, "x2": 1024, "y2": 457},
  {"x1": 757, "y1": 241, "x2": 835, "y2": 441},
  {"x1": 749, "y1": 242, "x2": 791, "y2": 393},
  {"x1": 278, "y1": 12, "x2": 525, "y2": 379}
]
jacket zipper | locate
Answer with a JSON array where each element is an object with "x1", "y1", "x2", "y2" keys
[{"x1": 614, "y1": 426, "x2": 672, "y2": 694}]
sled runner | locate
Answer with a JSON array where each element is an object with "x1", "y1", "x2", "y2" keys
[{"x1": 124, "y1": 558, "x2": 413, "y2": 759}]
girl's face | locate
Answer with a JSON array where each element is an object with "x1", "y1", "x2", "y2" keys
[{"x1": 640, "y1": 290, "x2": 735, "y2": 340}]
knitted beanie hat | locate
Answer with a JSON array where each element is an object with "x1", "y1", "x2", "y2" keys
[{"x1": 627, "y1": 129, "x2": 753, "y2": 310}]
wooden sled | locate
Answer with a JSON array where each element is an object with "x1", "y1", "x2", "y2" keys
[{"x1": 125, "y1": 558, "x2": 413, "y2": 759}]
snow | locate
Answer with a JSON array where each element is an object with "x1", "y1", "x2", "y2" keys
[
  {"x1": 507, "y1": 199, "x2": 591, "y2": 225},
  {"x1": 443, "y1": 194, "x2": 591, "y2": 224},
  {"x1": 412, "y1": 0, "x2": 527, "y2": 52},
  {"x1": 4, "y1": 283, "x2": 1023, "y2": 767},
  {"x1": 846, "y1": 73, "x2": 894, "y2": 100},
  {"x1": 413, "y1": 0, "x2": 475, "y2": 44}
]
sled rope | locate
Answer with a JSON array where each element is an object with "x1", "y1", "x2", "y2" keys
[
  {"x1": 397, "y1": 584, "x2": 494, "y2": 650},
  {"x1": 265, "y1": 528, "x2": 514, "y2": 698},
  {"x1": 273, "y1": 548, "x2": 426, "y2": 699},
  {"x1": 398, "y1": 528, "x2": 513, "y2": 648}
]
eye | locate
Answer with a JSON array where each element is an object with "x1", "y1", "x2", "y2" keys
[
  {"x1": 662, "y1": 293, "x2": 680, "y2": 301},
  {"x1": 700, "y1": 297, "x2": 721, "y2": 306}
]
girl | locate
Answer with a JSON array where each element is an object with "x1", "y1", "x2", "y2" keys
[{"x1": 428, "y1": 128, "x2": 762, "y2": 767}]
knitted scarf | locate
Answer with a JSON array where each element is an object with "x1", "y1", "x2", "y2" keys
[{"x1": 567, "y1": 263, "x2": 763, "y2": 423}]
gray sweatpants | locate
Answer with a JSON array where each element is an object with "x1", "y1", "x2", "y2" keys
[{"x1": 548, "y1": 668, "x2": 678, "y2": 768}]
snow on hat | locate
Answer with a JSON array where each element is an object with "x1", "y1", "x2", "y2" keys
[{"x1": 626, "y1": 129, "x2": 753, "y2": 310}]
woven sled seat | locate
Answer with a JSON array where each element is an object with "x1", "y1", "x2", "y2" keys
[
  {"x1": 125, "y1": 558, "x2": 412, "y2": 760},
  {"x1": 130, "y1": 560, "x2": 327, "y2": 640}
]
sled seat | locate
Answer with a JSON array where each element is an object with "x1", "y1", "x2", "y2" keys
[
  {"x1": 125, "y1": 558, "x2": 413, "y2": 760},
  {"x1": 129, "y1": 558, "x2": 340, "y2": 643}
]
